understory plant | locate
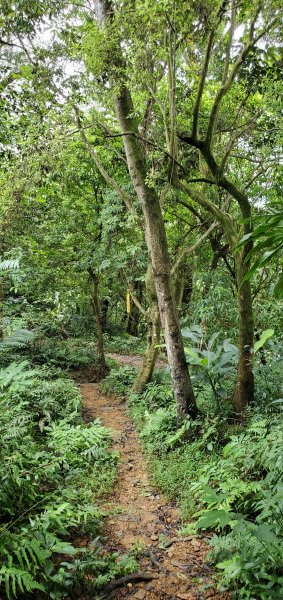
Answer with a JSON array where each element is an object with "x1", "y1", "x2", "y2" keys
[
  {"x1": 130, "y1": 373, "x2": 283, "y2": 599},
  {"x1": 0, "y1": 359, "x2": 135, "y2": 599}
]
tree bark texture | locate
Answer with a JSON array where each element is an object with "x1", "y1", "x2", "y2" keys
[
  {"x1": 93, "y1": 0, "x2": 198, "y2": 420},
  {"x1": 234, "y1": 253, "x2": 254, "y2": 413},
  {"x1": 132, "y1": 265, "x2": 161, "y2": 393}
]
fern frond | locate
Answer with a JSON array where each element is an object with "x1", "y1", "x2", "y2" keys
[
  {"x1": 0, "y1": 565, "x2": 44, "y2": 599},
  {"x1": 0, "y1": 361, "x2": 40, "y2": 390},
  {"x1": 1, "y1": 329, "x2": 34, "y2": 349},
  {"x1": 0, "y1": 259, "x2": 19, "y2": 272}
]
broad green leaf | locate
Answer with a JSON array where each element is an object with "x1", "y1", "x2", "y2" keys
[
  {"x1": 254, "y1": 329, "x2": 274, "y2": 353},
  {"x1": 254, "y1": 524, "x2": 278, "y2": 544}
]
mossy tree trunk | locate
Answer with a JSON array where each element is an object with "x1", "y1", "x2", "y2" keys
[
  {"x1": 234, "y1": 251, "x2": 254, "y2": 414},
  {"x1": 132, "y1": 265, "x2": 161, "y2": 393},
  {"x1": 114, "y1": 88, "x2": 197, "y2": 421}
]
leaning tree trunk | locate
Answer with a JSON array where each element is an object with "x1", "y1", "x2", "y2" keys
[
  {"x1": 89, "y1": 269, "x2": 108, "y2": 377},
  {"x1": 115, "y1": 89, "x2": 197, "y2": 421},
  {"x1": 127, "y1": 280, "x2": 142, "y2": 337},
  {"x1": 94, "y1": 0, "x2": 198, "y2": 421},
  {"x1": 132, "y1": 265, "x2": 161, "y2": 393}
]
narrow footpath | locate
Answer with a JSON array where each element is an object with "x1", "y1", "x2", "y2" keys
[{"x1": 81, "y1": 382, "x2": 230, "y2": 600}]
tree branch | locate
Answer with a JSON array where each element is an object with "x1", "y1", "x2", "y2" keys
[
  {"x1": 171, "y1": 221, "x2": 217, "y2": 276},
  {"x1": 221, "y1": 0, "x2": 235, "y2": 85},
  {"x1": 192, "y1": 29, "x2": 215, "y2": 139},
  {"x1": 75, "y1": 109, "x2": 135, "y2": 215},
  {"x1": 191, "y1": 0, "x2": 228, "y2": 138},
  {"x1": 205, "y1": 13, "x2": 278, "y2": 148},
  {"x1": 175, "y1": 178, "x2": 236, "y2": 247},
  {"x1": 129, "y1": 288, "x2": 147, "y2": 317}
]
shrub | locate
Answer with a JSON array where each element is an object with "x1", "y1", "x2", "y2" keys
[
  {"x1": 0, "y1": 360, "x2": 133, "y2": 599},
  {"x1": 100, "y1": 365, "x2": 137, "y2": 396},
  {"x1": 130, "y1": 377, "x2": 283, "y2": 599}
]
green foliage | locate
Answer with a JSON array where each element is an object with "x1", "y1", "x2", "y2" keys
[
  {"x1": 31, "y1": 337, "x2": 98, "y2": 369},
  {"x1": 131, "y1": 375, "x2": 283, "y2": 598},
  {"x1": 100, "y1": 365, "x2": 137, "y2": 397},
  {"x1": 0, "y1": 359, "x2": 124, "y2": 599},
  {"x1": 139, "y1": 408, "x2": 177, "y2": 454},
  {"x1": 104, "y1": 333, "x2": 146, "y2": 355},
  {"x1": 185, "y1": 416, "x2": 283, "y2": 597},
  {"x1": 241, "y1": 204, "x2": 283, "y2": 298},
  {"x1": 254, "y1": 328, "x2": 274, "y2": 353},
  {"x1": 182, "y1": 325, "x2": 238, "y2": 409}
]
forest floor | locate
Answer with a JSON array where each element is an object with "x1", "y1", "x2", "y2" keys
[
  {"x1": 106, "y1": 353, "x2": 167, "y2": 369},
  {"x1": 80, "y1": 367, "x2": 230, "y2": 600}
]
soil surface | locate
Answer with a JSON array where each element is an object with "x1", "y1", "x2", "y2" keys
[
  {"x1": 80, "y1": 378, "x2": 230, "y2": 600},
  {"x1": 106, "y1": 353, "x2": 167, "y2": 370}
]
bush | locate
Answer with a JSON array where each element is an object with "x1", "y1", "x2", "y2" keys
[
  {"x1": 100, "y1": 365, "x2": 137, "y2": 396},
  {"x1": 0, "y1": 360, "x2": 135, "y2": 599},
  {"x1": 190, "y1": 415, "x2": 283, "y2": 598},
  {"x1": 130, "y1": 378, "x2": 283, "y2": 599},
  {"x1": 104, "y1": 333, "x2": 146, "y2": 355}
]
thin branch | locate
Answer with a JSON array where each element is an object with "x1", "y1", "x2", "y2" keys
[
  {"x1": 192, "y1": 28, "x2": 215, "y2": 139},
  {"x1": 103, "y1": 130, "x2": 186, "y2": 173},
  {"x1": 222, "y1": 0, "x2": 235, "y2": 85},
  {"x1": 175, "y1": 178, "x2": 236, "y2": 247},
  {"x1": 147, "y1": 84, "x2": 170, "y2": 150},
  {"x1": 186, "y1": 177, "x2": 216, "y2": 185},
  {"x1": 171, "y1": 221, "x2": 217, "y2": 276},
  {"x1": 174, "y1": 197, "x2": 203, "y2": 222},
  {"x1": 129, "y1": 288, "x2": 147, "y2": 317},
  {"x1": 100, "y1": 572, "x2": 158, "y2": 598},
  {"x1": 219, "y1": 94, "x2": 250, "y2": 174},
  {"x1": 244, "y1": 164, "x2": 274, "y2": 189},
  {"x1": 205, "y1": 14, "x2": 279, "y2": 147},
  {"x1": 75, "y1": 109, "x2": 135, "y2": 215},
  {"x1": 191, "y1": 0, "x2": 228, "y2": 138}
]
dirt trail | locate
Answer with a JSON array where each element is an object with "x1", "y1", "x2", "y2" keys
[
  {"x1": 81, "y1": 382, "x2": 229, "y2": 600},
  {"x1": 106, "y1": 353, "x2": 167, "y2": 370}
]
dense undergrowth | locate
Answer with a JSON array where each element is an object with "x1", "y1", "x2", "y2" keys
[
  {"x1": 2, "y1": 312, "x2": 283, "y2": 599},
  {"x1": 0, "y1": 337, "x2": 138, "y2": 599},
  {"x1": 103, "y1": 361, "x2": 283, "y2": 599}
]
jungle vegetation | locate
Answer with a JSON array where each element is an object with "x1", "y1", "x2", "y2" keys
[{"x1": 0, "y1": 0, "x2": 282, "y2": 598}]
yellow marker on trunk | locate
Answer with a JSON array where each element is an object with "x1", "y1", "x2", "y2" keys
[{"x1": 126, "y1": 289, "x2": 131, "y2": 314}]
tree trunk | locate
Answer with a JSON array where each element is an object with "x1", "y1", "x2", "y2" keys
[
  {"x1": 127, "y1": 281, "x2": 142, "y2": 337},
  {"x1": 132, "y1": 265, "x2": 161, "y2": 393},
  {"x1": 89, "y1": 269, "x2": 108, "y2": 377},
  {"x1": 93, "y1": 0, "x2": 198, "y2": 421},
  {"x1": 234, "y1": 253, "x2": 254, "y2": 414},
  {"x1": 101, "y1": 298, "x2": 109, "y2": 329},
  {"x1": 114, "y1": 88, "x2": 197, "y2": 421}
]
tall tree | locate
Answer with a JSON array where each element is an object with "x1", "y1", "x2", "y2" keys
[{"x1": 88, "y1": 0, "x2": 198, "y2": 421}]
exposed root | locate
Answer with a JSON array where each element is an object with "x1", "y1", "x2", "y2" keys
[{"x1": 100, "y1": 571, "x2": 159, "y2": 598}]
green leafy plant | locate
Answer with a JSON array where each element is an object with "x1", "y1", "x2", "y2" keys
[
  {"x1": 0, "y1": 359, "x2": 125, "y2": 599},
  {"x1": 182, "y1": 326, "x2": 238, "y2": 408},
  {"x1": 100, "y1": 365, "x2": 137, "y2": 396}
]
